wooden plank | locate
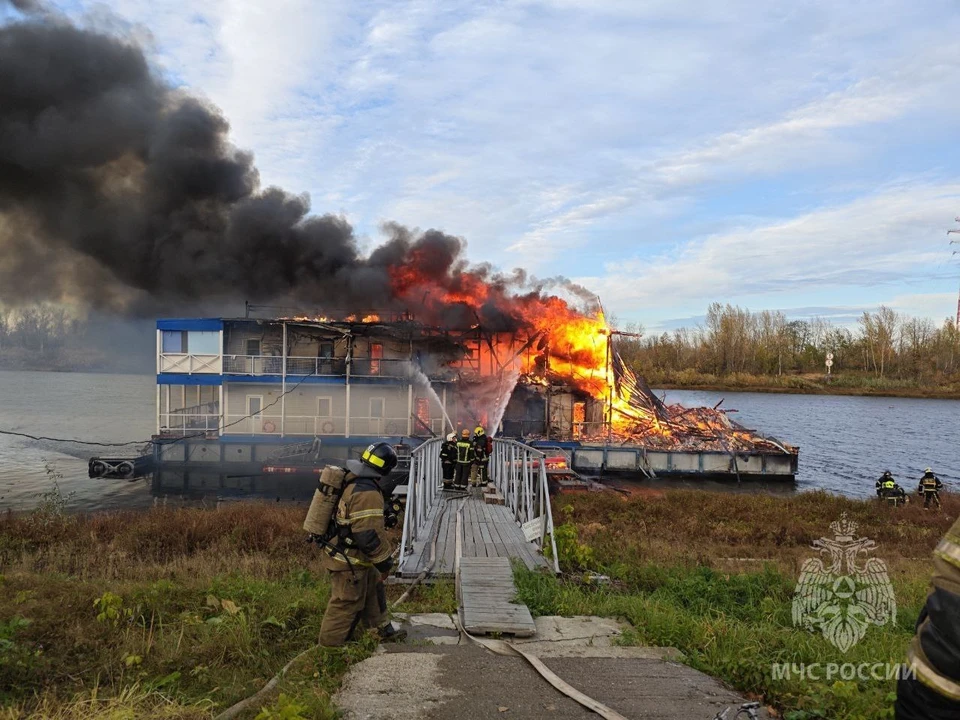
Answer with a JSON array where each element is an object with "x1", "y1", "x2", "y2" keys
[{"x1": 458, "y1": 555, "x2": 536, "y2": 637}]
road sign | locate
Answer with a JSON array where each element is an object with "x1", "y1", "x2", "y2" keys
[
  {"x1": 825, "y1": 359, "x2": 834, "y2": 368},
  {"x1": 826, "y1": 352, "x2": 834, "y2": 361}
]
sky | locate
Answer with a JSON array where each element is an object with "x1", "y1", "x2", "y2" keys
[{"x1": 23, "y1": 0, "x2": 960, "y2": 331}]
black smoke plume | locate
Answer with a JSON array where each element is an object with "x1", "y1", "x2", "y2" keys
[{"x1": 0, "y1": 6, "x2": 596, "y2": 326}]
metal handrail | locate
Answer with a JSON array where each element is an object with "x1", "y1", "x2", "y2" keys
[
  {"x1": 397, "y1": 437, "x2": 443, "y2": 569},
  {"x1": 489, "y1": 438, "x2": 560, "y2": 573},
  {"x1": 397, "y1": 436, "x2": 559, "y2": 575}
]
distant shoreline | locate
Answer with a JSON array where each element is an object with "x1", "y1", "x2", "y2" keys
[{"x1": 653, "y1": 381, "x2": 960, "y2": 400}]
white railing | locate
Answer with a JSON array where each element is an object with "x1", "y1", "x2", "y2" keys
[
  {"x1": 397, "y1": 437, "x2": 559, "y2": 574},
  {"x1": 221, "y1": 355, "x2": 411, "y2": 378},
  {"x1": 489, "y1": 438, "x2": 560, "y2": 573},
  {"x1": 398, "y1": 438, "x2": 443, "y2": 570},
  {"x1": 159, "y1": 353, "x2": 222, "y2": 374},
  {"x1": 159, "y1": 413, "x2": 220, "y2": 435},
  {"x1": 219, "y1": 414, "x2": 411, "y2": 436}
]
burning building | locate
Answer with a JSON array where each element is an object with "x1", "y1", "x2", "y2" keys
[
  {"x1": 153, "y1": 302, "x2": 798, "y2": 480},
  {"x1": 2, "y1": 10, "x2": 796, "y2": 481}
]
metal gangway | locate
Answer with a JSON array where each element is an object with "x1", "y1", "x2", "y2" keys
[{"x1": 396, "y1": 438, "x2": 559, "y2": 578}]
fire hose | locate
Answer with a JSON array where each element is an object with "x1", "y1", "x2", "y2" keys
[
  {"x1": 212, "y1": 493, "x2": 460, "y2": 720},
  {"x1": 215, "y1": 491, "x2": 624, "y2": 720},
  {"x1": 450, "y1": 504, "x2": 629, "y2": 720}
]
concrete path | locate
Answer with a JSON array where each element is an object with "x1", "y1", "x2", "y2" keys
[{"x1": 335, "y1": 615, "x2": 770, "y2": 720}]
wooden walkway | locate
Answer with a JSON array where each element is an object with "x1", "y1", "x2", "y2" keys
[
  {"x1": 398, "y1": 490, "x2": 548, "y2": 578},
  {"x1": 457, "y1": 556, "x2": 537, "y2": 637}
]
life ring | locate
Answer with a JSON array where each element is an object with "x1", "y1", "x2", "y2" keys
[
  {"x1": 117, "y1": 461, "x2": 135, "y2": 477},
  {"x1": 262, "y1": 420, "x2": 277, "y2": 433},
  {"x1": 90, "y1": 460, "x2": 106, "y2": 477},
  {"x1": 321, "y1": 420, "x2": 336, "y2": 434}
]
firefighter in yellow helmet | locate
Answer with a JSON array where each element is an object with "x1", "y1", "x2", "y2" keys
[
  {"x1": 454, "y1": 429, "x2": 474, "y2": 490},
  {"x1": 471, "y1": 425, "x2": 490, "y2": 487},
  {"x1": 317, "y1": 442, "x2": 405, "y2": 646},
  {"x1": 895, "y1": 515, "x2": 960, "y2": 718}
]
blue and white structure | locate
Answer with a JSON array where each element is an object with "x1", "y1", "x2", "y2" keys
[{"x1": 155, "y1": 315, "x2": 472, "y2": 466}]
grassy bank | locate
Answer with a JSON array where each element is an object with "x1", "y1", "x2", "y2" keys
[
  {"x1": 0, "y1": 503, "x2": 452, "y2": 719},
  {"x1": 531, "y1": 491, "x2": 957, "y2": 720},
  {"x1": 0, "y1": 492, "x2": 954, "y2": 719},
  {"x1": 645, "y1": 369, "x2": 960, "y2": 399}
]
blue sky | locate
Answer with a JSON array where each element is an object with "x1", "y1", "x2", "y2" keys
[{"x1": 30, "y1": 0, "x2": 960, "y2": 330}]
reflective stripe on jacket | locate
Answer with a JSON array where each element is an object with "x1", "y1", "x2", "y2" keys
[
  {"x1": 439, "y1": 441, "x2": 456, "y2": 465},
  {"x1": 321, "y1": 474, "x2": 393, "y2": 573},
  {"x1": 456, "y1": 440, "x2": 475, "y2": 464},
  {"x1": 905, "y1": 520, "x2": 960, "y2": 703}
]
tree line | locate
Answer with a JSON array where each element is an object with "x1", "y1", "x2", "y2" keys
[
  {"x1": 616, "y1": 302, "x2": 960, "y2": 382},
  {"x1": 0, "y1": 305, "x2": 80, "y2": 353}
]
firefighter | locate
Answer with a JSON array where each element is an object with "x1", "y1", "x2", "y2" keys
[
  {"x1": 877, "y1": 470, "x2": 895, "y2": 499},
  {"x1": 918, "y1": 468, "x2": 944, "y2": 510},
  {"x1": 454, "y1": 429, "x2": 474, "y2": 490},
  {"x1": 440, "y1": 432, "x2": 457, "y2": 489},
  {"x1": 471, "y1": 425, "x2": 491, "y2": 487},
  {"x1": 886, "y1": 482, "x2": 908, "y2": 507},
  {"x1": 317, "y1": 442, "x2": 405, "y2": 647},
  {"x1": 894, "y1": 515, "x2": 960, "y2": 719}
]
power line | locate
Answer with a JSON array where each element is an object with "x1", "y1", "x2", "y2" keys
[{"x1": 0, "y1": 370, "x2": 318, "y2": 450}]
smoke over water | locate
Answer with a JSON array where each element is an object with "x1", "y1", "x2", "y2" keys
[{"x1": 0, "y1": 5, "x2": 597, "y2": 329}]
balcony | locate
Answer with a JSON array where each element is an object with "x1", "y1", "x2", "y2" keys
[
  {"x1": 159, "y1": 353, "x2": 222, "y2": 374},
  {"x1": 221, "y1": 355, "x2": 411, "y2": 379}
]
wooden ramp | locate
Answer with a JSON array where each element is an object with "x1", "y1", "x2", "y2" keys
[
  {"x1": 457, "y1": 556, "x2": 537, "y2": 637},
  {"x1": 398, "y1": 492, "x2": 548, "y2": 578}
]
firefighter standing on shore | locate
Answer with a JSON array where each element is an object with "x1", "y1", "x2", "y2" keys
[
  {"x1": 918, "y1": 468, "x2": 943, "y2": 510},
  {"x1": 471, "y1": 426, "x2": 491, "y2": 487},
  {"x1": 454, "y1": 429, "x2": 474, "y2": 490},
  {"x1": 317, "y1": 443, "x2": 405, "y2": 647},
  {"x1": 440, "y1": 432, "x2": 457, "y2": 489},
  {"x1": 895, "y1": 515, "x2": 960, "y2": 719},
  {"x1": 877, "y1": 471, "x2": 896, "y2": 499}
]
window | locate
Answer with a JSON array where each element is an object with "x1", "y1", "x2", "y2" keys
[
  {"x1": 318, "y1": 397, "x2": 332, "y2": 417},
  {"x1": 188, "y1": 331, "x2": 219, "y2": 355},
  {"x1": 573, "y1": 401, "x2": 586, "y2": 439},
  {"x1": 319, "y1": 342, "x2": 334, "y2": 359},
  {"x1": 246, "y1": 339, "x2": 261, "y2": 356},
  {"x1": 162, "y1": 330, "x2": 219, "y2": 355},
  {"x1": 161, "y1": 330, "x2": 186, "y2": 353},
  {"x1": 415, "y1": 397, "x2": 430, "y2": 432},
  {"x1": 369, "y1": 343, "x2": 383, "y2": 375},
  {"x1": 369, "y1": 397, "x2": 384, "y2": 419},
  {"x1": 247, "y1": 396, "x2": 263, "y2": 417}
]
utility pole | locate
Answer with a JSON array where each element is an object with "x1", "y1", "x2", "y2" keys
[{"x1": 948, "y1": 217, "x2": 960, "y2": 329}]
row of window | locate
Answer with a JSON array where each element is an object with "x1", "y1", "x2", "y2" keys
[
  {"x1": 163, "y1": 331, "x2": 384, "y2": 366},
  {"x1": 245, "y1": 395, "x2": 387, "y2": 418}
]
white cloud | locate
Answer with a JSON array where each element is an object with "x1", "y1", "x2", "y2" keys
[
  {"x1": 586, "y1": 182, "x2": 960, "y2": 319},
  {"x1": 48, "y1": 0, "x2": 960, "y2": 314}
]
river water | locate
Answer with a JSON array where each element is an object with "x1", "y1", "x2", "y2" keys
[{"x1": 0, "y1": 370, "x2": 955, "y2": 511}]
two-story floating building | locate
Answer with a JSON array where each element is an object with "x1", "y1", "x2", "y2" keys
[
  {"x1": 151, "y1": 314, "x2": 798, "y2": 485},
  {"x1": 153, "y1": 313, "x2": 541, "y2": 474}
]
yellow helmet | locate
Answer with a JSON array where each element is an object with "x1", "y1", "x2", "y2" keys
[{"x1": 474, "y1": 426, "x2": 485, "y2": 435}]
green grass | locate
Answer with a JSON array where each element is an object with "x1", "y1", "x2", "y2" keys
[
  {"x1": 1, "y1": 489, "x2": 952, "y2": 718},
  {"x1": 0, "y1": 502, "x2": 394, "y2": 719},
  {"x1": 526, "y1": 491, "x2": 957, "y2": 720}
]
